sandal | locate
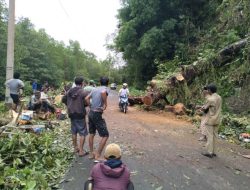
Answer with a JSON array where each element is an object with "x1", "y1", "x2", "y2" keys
[
  {"x1": 79, "y1": 151, "x2": 89, "y2": 157},
  {"x1": 74, "y1": 147, "x2": 79, "y2": 153},
  {"x1": 88, "y1": 152, "x2": 95, "y2": 160}
]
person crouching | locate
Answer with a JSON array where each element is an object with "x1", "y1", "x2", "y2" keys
[{"x1": 89, "y1": 143, "x2": 131, "y2": 190}]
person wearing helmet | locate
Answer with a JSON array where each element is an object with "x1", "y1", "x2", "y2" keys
[
  {"x1": 118, "y1": 83, "x2": 129, "y2": 99},
  {"x1": 118, "y1": 83, "x2": 129, "y2": 111}
]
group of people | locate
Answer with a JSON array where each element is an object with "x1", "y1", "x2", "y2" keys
[
  {"x1": 5, "y1": 72, "x2": 222, "y2": 189},
  {"x1": 4, "y1": 72, "x2": 55, "y2": 116},
  {"x1": 62, "y1": 76, "x2": 132, "y2": 190}
]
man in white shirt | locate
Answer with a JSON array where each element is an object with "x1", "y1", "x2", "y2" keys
[
  {"x1": 118, "y1": 83, "x2": 129, "y2": 104},
  {"x1": 118, "y1": 83, "x2": 129, "y2": 97}
]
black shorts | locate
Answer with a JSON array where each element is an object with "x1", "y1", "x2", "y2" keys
[
  {"x1": 88, "y1": 111, "x2": 109, "y2": 137},
  {"x1": 10, "y1": 94, "x2": 19, "y2": 104}
]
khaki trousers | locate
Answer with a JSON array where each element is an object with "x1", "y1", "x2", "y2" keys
[{"x1": 205, "y1": 124, "x2": 218, "y2": 154}]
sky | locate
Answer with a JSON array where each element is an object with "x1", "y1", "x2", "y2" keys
[{"x1": 6, "y1": 0, "x2": 121, "y2": 60}]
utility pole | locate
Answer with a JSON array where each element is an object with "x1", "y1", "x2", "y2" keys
[{"x1": 5, "y1": 0, "x2": 15, "y2": 104}]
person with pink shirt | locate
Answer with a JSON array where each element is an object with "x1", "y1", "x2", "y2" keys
[{"x1": 86, "y1": 143, "x2": 133, "y2": 190}]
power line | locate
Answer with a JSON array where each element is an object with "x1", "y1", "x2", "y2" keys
[{"x1": 57, "y1": 0, "x2": 71, "y2": 20}]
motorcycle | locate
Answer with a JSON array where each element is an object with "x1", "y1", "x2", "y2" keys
[{"x1": 119, "y1": 95, "x2": 128, "y2": 113}]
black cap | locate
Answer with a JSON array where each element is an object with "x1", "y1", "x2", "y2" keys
[{"x1": 204, "y1": 84, "x2": 217, "y2": 93}]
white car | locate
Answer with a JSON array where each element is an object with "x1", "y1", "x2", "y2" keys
[{"x1": 110, "y1": 83, "x2": 117, "y2": 90}]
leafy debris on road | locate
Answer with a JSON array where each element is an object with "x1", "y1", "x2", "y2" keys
[{"x1": 0, "y1": 121, "x2": 74, "y2": 189}]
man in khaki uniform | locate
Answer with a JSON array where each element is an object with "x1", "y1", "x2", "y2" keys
[
  {"x1": 197, "y1": 87, "x2": 211, "y2": 141},
  {"x1": 201, "y1": 84, "x2": 222, "y2": 158}
]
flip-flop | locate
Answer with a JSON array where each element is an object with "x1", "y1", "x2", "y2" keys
[
  {"x1": 88, "y1": 153, "x2": 95, "y2": 160},
  {"x1": 79, "y1": 151, "x2": 89, "y2": 157},
  {"x1": 93, "y1": 158, "x2": 105, "y2": 163}
]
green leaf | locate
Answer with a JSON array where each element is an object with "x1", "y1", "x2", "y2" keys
[{"x1": 26, "y1": 180, "x2": 36, "y2": 190}]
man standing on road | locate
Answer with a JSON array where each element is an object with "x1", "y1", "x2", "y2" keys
[
  {"x1": 5, "y1": 72, "x2": 25, "y2": 111},
  {"x1": 63, "y1": 76, "x2": 89, "y2": 157},
  {"x1": 197, "y1": 87, "x2": 211, "y2": 142},
  {"x1": 200, "y1": 84, "x2": 222, "y2": 158},
  {"x1": 85, "y1": 76, "x2": 109, "y2": 161}
]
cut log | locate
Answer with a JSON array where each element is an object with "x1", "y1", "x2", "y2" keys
[
  {"x1": 173, "y1": 103, "x2": 186, "y2": 115},
  {"x1": 165, "y1": 103, "x2": 187, "y2": 115},
  {"x1": 142, "y1": 95, "x2": 153, "y2": 106},
  {"x1": 128, "y1": 96, "x2": 144, "y2": 106},
  {"x1": 165, "y1": 105, "x2": 174, "y2": 112}
]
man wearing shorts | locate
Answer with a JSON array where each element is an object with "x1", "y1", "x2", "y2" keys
[
  {"x1": 5, "y1": 72, "x2": 24, "y2": 111},
  {"x1": 63, "y1": 76, "x2": 89, "y2": 156},
  {"x1": 85, "y1": 76, "x2": 109, "y2": 161}
]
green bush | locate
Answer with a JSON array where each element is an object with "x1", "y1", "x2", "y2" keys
[{"x1": 0, "y1": 102, "x2": 8, "y2": 113}]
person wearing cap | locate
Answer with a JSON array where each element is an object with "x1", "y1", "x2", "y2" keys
[
  {"x1": 85, "y1": 76, "x2": 110, "y2": 161},
  {"x1": 200, "y1": 84, "x2": 222, "y2": 158},
  {"x1": 89, "y1": 143, "x2": 131, "y2": 190}
]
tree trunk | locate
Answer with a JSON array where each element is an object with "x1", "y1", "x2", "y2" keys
[
  {"x1": 181, "y1": 37, "x2": 249, "y2": 84},
  {"x1": 129, "y1": 37, "x2": 249, "y2": 106},
  {"x1": 128, "y1": 96, "x2": 144, "y2": 106},
  {"x1": 146, "y1": 37, "x2": 249, "y2": 105}
]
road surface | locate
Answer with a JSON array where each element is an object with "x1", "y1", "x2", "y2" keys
[{"x1": 60, "y1": 90, "x2": 250, "y2": 190}]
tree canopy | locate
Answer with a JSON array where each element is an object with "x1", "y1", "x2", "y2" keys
[
  {"x1": 0, "y1": 1, "x2": 118, "y2": 98},
  {"x1": 114, "y1": 0, "x2": 223, "y2": 88}
]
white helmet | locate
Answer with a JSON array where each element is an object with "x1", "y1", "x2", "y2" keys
[{"x1": 123, "y1": 83, "x2": 128, "y2": 87}]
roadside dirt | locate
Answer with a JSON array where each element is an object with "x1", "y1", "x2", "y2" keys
[{"x1": 61, "y1": 90, "x2": 250, "y2": 190}]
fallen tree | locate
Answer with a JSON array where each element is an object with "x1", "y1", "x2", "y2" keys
[
  {"x1": 180, "y1": 37, "x2": 250, "y2": 84},
  {"x1": 136, "y1": 37, "x2": 249, "y2": 109}
]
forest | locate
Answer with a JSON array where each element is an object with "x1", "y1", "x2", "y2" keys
[
  {"x1": 114, "y1": 0, "x2": 250, "y2": 115},
  {"x1": 0, "y1": 0, "x2": 123, "y2": 99}
]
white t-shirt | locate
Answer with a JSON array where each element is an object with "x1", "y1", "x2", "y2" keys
[{"x1": 119, "y1": 88, "x2": 129, "y2": 97}]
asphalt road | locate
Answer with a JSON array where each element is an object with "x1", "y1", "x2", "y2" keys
[{"x1": 60, "y1": 89, "x2": 250, "y2": 190}]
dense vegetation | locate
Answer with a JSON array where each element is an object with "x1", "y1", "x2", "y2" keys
[
  {"x1": 113, "y1": 0, "x2": 250, "y2": 142},
  {"x1": 0, "y1": 129, "x2": 73, "y2": 189},
  {"x1": 114, "y1": 0, "x2": 250, "y2": 113},
  {"x1": 114, "y1": 0, "x2": 221, "y2": 87}
]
